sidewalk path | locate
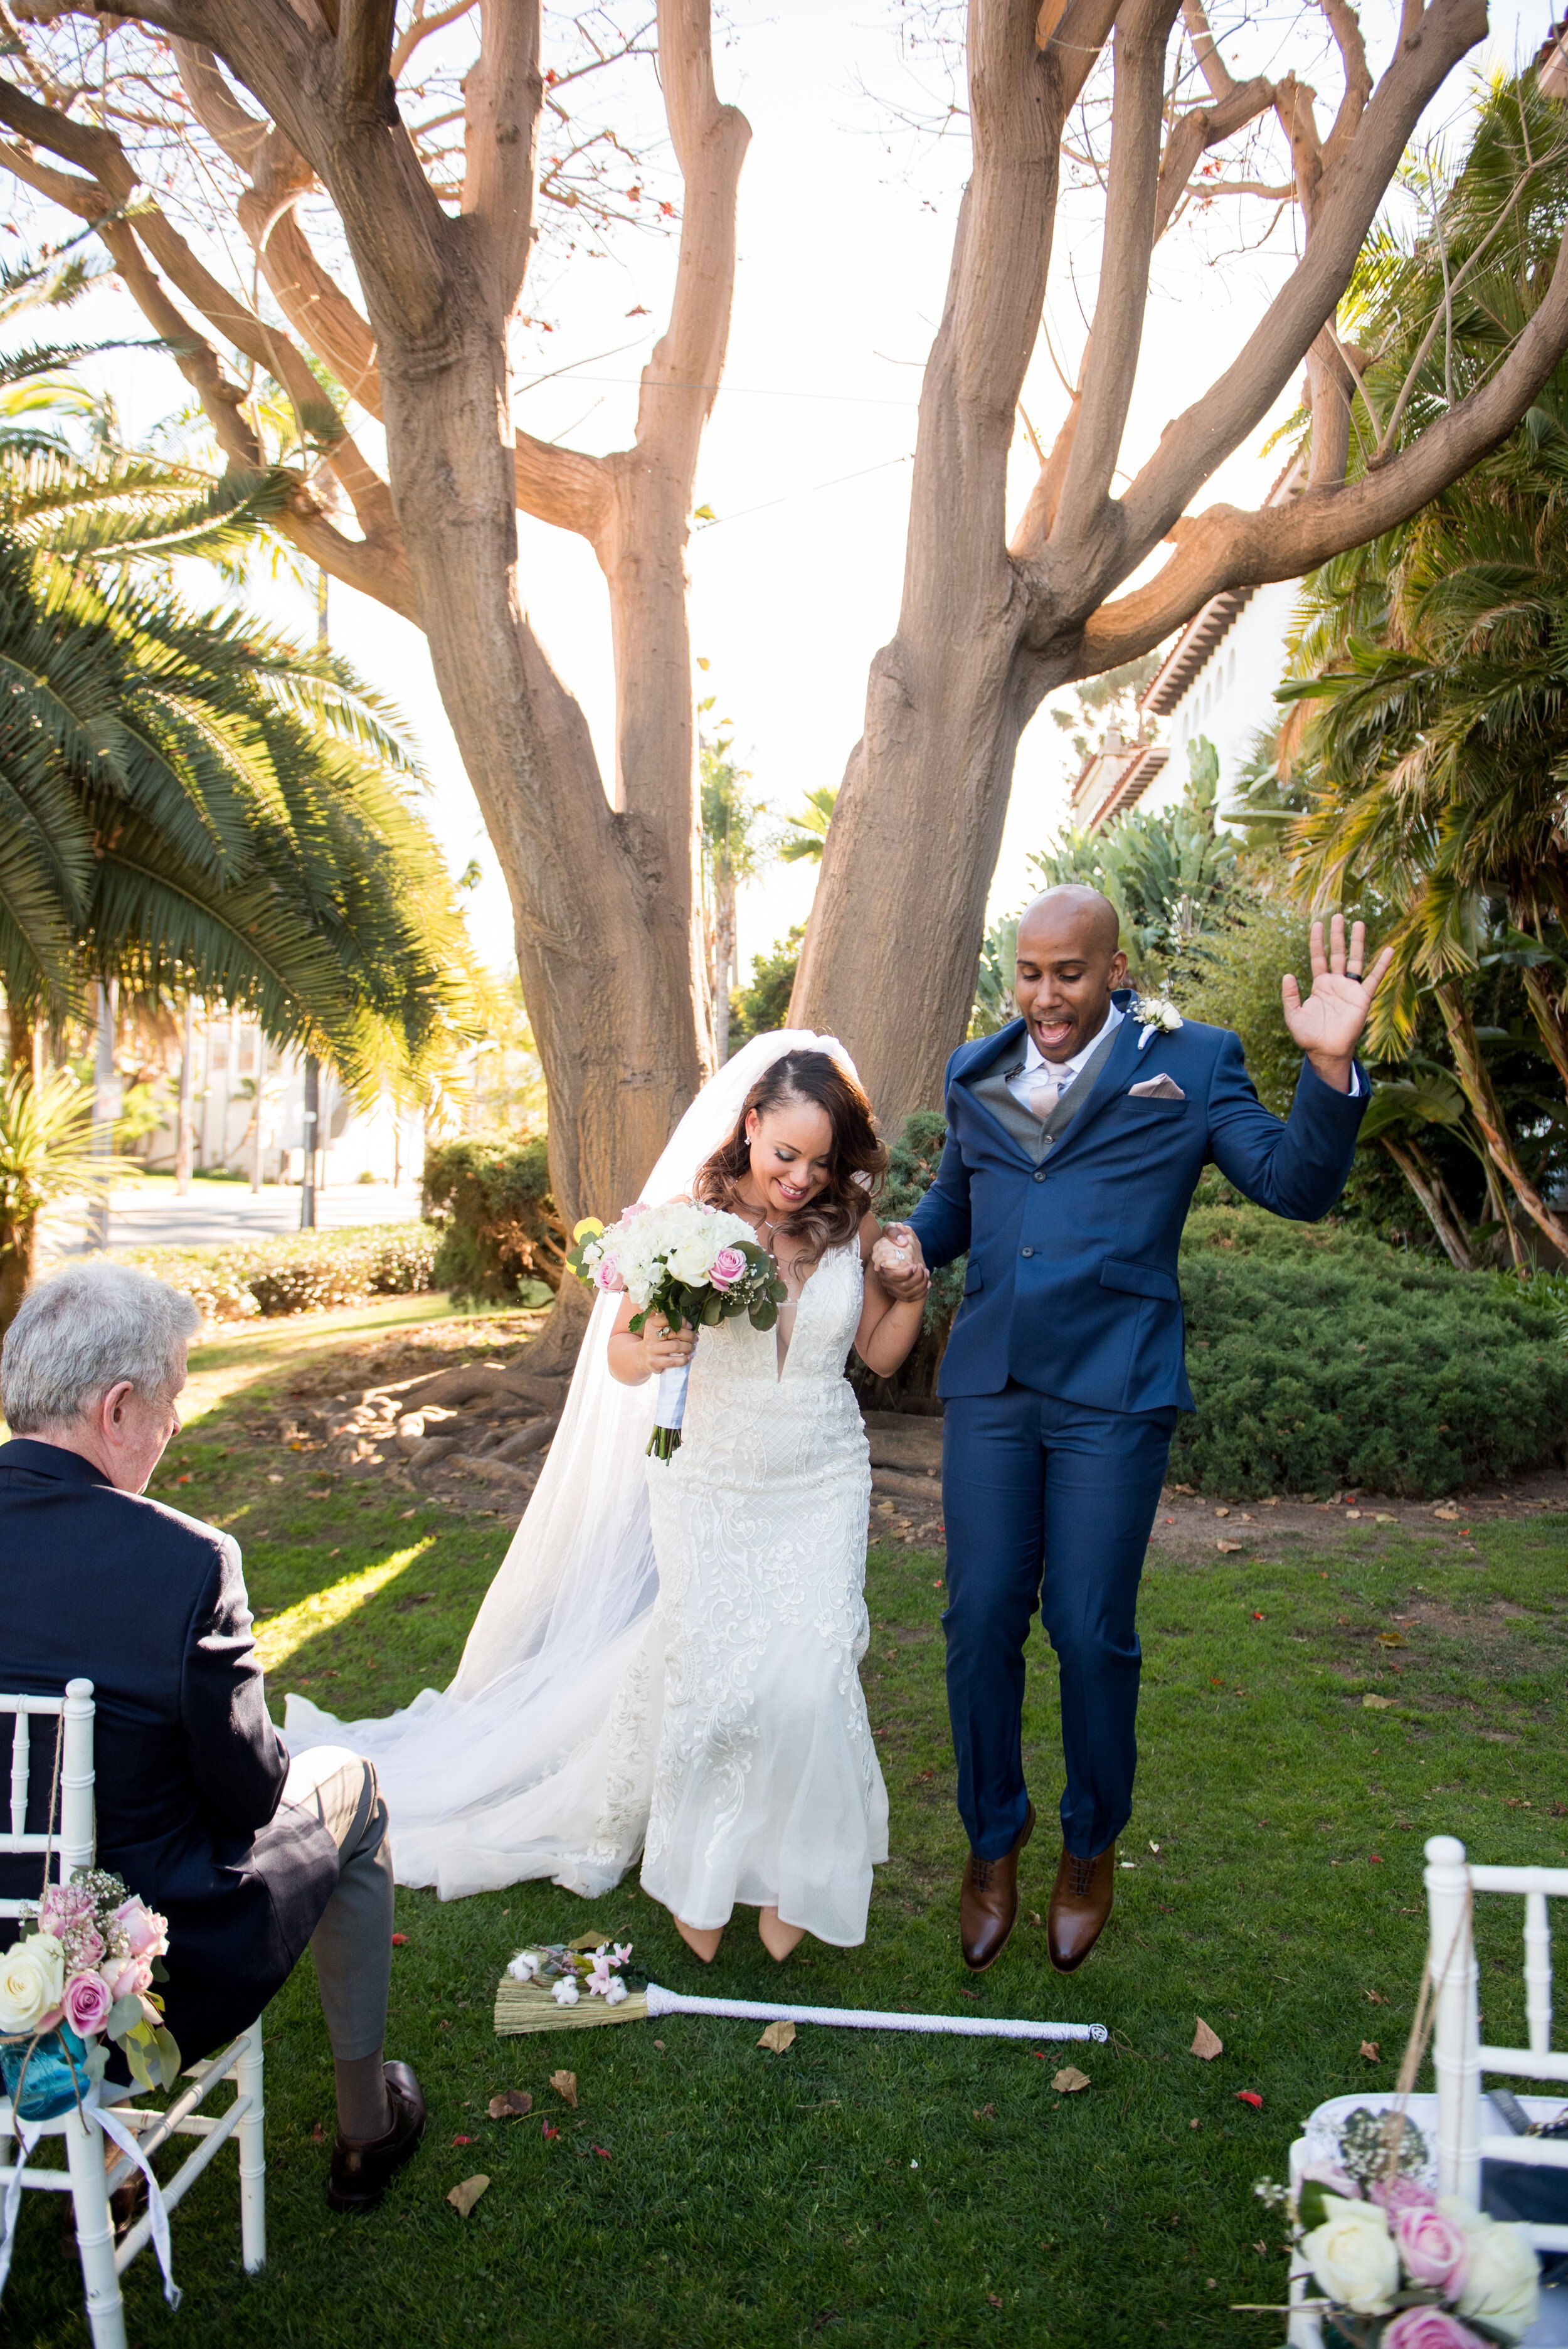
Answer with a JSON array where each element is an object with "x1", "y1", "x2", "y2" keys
[{"x1": 44, "y1": 1184, "x2": 424, "y2": 1258}]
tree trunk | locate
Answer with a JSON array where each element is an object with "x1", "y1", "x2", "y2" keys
[
  {"x1": 712, "y1": 874, "x2": 736, "y2": 1064},
  {"x1": 1436, "y1": 984, "x2": 1568, "y2": 1261},
  {"x1": 5, "y1": 1002, "x2": 32, "y2": 1077},
  {"x1": 0, "y1": 1211, "x2": 38, "y2": 1332},
  {"x1": 1380, "y1": 1136, "x2": 1476, "y2": 1271},
  {"x1": 1482, "y1": 1154, "x2": 1528, "y2": 1271},
  {"x1": 1521, "y1": 965, "x2": 1568, "y2": 1098}
]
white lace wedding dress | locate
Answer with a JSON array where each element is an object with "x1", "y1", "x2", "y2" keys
[{"x1": 285, "y1": 1031, "x2": 889, "y2": 1946}]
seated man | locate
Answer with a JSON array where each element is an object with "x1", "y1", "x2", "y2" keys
[{"x1": 0, "y1": 1261, "x2": 425, "y2": 2213}]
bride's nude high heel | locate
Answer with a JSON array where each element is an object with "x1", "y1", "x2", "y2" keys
[
  {"x1": 674, "y1": 1916, "x2": 724, "y2": 1965},
  {"x1": 758, "y1": 1906, "x2": 805, "y2": 1963}
]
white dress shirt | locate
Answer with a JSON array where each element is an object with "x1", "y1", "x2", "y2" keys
[{"x1": 1004, "y1": 1000, "x2": 1124, "y2": 1116}]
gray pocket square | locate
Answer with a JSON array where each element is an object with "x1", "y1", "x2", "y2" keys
[{"x1": 1128, "y1": 1073, "x2": 1186, "y2": 1100}]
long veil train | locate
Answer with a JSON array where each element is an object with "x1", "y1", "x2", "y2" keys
[{"x1": 285, "y1": 1030, "x2": 854, "y2": 1900}]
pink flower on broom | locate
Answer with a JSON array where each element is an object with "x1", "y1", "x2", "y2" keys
[{"x1": 709, "y1": 1246, "x2": 747, "y2": 1290}]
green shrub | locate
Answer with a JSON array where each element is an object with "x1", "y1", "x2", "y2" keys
[
  {"x1": 421, "y1": 1133, "x2": 562, "y2": 1303},
  {"x1": 1172, "y1": 1205, "x2": 1568, "y2": 1495},
  {"x1": 114, "y1": 1225, "x2": 438, "y2": 1322}
]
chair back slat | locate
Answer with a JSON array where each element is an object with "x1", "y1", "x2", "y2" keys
[
  {"x1": 1525, "y1": 1888, "x2": 1554, "y2": 2058},
  {"x1": 0, "y1": 1683, "x2": 94, "y2": 1921},
  {"x1": 9, "y1": 1708, "x2": 27, "y2": 1840}
]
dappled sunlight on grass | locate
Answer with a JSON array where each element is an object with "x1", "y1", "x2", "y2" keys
[{"x1": 253, "y1": 1539, "x2": 433, "y2": 1671}]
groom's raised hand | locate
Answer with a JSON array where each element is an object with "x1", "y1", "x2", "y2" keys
[{"x1": 1281, "y1": 914, "x2": 1394, "y2": 1093}]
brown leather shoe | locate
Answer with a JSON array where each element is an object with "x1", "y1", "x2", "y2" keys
[
  {"x1": 328, "y1": 2061, "x2": 426, "y2": 2212},
  {"x1": 1047, "y1": 1842, "x2": 1116, "y2": 1972},
  {"x1": 960, "y1": 1803, "x2": 1034, "y2": 1971}
]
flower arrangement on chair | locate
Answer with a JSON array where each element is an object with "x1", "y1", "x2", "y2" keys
[
  {"x1": 0, "y1": 1870, "x2": 181, "y2": 2121},
  {"x1": 1255, "y1": 2108, "x2": 1539, "y2": 2346}
]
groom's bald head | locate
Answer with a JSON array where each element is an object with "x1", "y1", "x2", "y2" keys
[{"x1": 1012, "y1": 886, "x2": 1128, "y2": 1063}]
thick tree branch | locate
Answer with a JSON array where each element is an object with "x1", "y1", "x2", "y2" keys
[
  {"x1": 462, "y1": 0, "x2": 541, "y2": 313},
  {"x1": 1110, "y1": 0, "x2": 1488, "y2": 576},
  {"x1": 168, "y1": 38, "x2": 270, "y2": 171},
  {"x1": 1153, "y1": 74, "x2": 1276, "y2": 239},
  {"x1": 1049, "y1": 0, "x2": 1180, "y2": 549},
  {"x1": 1040, "y1": 0, "x2": 1121, "y2": 112},
  {"x1": 1318, "y1": 0, "x2": 1372, "y2": 179},
  {"x1": 341, "y1": 0, "x2": 398, "y2": 112},
  {"x1": 512, "y1": 429, "x2": 612, "y2": 539},
  {"x1": 1077, "y1": 218, "x2": 1568, "y2": 669}
]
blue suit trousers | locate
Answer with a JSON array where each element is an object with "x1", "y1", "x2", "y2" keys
[{"x1": 941, "y1": 1383, "x2": 1177, "y2": 1861}]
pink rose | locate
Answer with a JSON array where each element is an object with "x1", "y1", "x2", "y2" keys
[
  {"x1": 593, "y1": 1256, "x2": 625, "y2": 1293},
  {"x1": 1394, "y1": 2205, "x2": 1472, "y2": 2294},
  {"x1": 100, "y1": 1953, "x2": 152, "y2": 2004},
  {"x1": 38, "y1": 1884, "x2": 93, "y2": 1936},
  {"x1": 709, "y1": 1246, "x2": 747, "y2": 1290},
  {"x1": 1381, "y1": 2309, "x2": 1488, "y2": 2349},
  {"x1": 1301, "y1": 2161, "x2": 1359, "y2": 2199},
  {"x1": 113, "y1": 1897, "x2": 168, "y2": 1961},
  {"x1": 1372, "y1": 2175, "x2": 1439, "y2": 2216},
  {"x1": 62, "y1": 1970, "x2": 113, "y2": 2037}
]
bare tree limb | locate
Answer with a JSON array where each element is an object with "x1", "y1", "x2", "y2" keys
[
  {"x1": 1078, "y1": 217, "x2": 1568, "y2": 668},
  {"x1": 462, "y1": 0, "x2": 542, "y2": 313},
  {"x1": 1153, "y1": 74, "x2": 1276, "y2": 240},
  {"x1": 1318, "y1": 0, "x2": 1373, "y2": 179},
  {"x1": 1110, "y1": 0, "x2": 1488, "y2": 575},
  {"x1": 341, "y1": 0, "x2": 398, "y2": 114},
  {"x1": 167, "y1": 38, "x2": 270, "y2": 171},
  {"x1": 1040, "y1": 0, "x2": 1121, "y2": 112},
  {"x1": 513, "y1": 426, "x2": 612, "y2": 537},
  {"x1": 1049, "y1": 0, "x2": 1180, "y2": 549}
]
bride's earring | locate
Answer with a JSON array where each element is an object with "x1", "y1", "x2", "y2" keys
[
  {"x1": 674, "y1": 1916, "x2": 724, "y2": 1965},
  {"x1": 758, "y1": 1907, "x2": 805, "y2": 1963}
]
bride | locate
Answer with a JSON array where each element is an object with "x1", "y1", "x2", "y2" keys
[{"x1": 286, "y1": 1031, "x2": 929, "y2": 1960}]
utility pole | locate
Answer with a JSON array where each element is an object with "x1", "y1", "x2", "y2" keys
[
  {"x1": 300, "y1": 1053, "x2": 319, "y2": 1231},
  {"x1": 89, "y1": 979, "x2": 120, "y2": 1251},
  {"x1": 175, "y1": 996, "x2": 195, "y2": 1196}
]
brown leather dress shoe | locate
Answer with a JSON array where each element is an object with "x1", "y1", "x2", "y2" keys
[
  {"x1": 960, "y1": 1802, "x2": 1034, "y2": 1971},
  {"x1": 328, "y1": 2060, "x2": 427, "y2": 2212},
  {"x1": 1047, "y1": 1842, "x2": 1116, "y2": 1972}
]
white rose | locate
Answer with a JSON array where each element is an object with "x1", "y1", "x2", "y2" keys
[
  {"x1": 0, "y1": 1930, "x2": 66, "y2": 2034},
  {"x1": 1444, "y1": 2204, "x2": 1540, "y2": 2342},
  {"x1": 666, "y1": 1236, "x2": 718, "y2": 1284},
  {"x1": 1301, "y1": 2195, "x2": 1400, "y2": 2316}
]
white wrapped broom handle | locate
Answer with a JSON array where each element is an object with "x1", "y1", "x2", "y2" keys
[{"x1": 643, "y1": 1984, "x2": 1105, "y2": 2041}]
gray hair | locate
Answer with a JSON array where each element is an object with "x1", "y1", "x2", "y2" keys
[{"x1": 2, "y1": 1262, "x2": 201, "y2": 1433}]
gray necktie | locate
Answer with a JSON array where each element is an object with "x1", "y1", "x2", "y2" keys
[{"x1": 1024, "y1": 1061, "x2": 1074, "y2": 1123}]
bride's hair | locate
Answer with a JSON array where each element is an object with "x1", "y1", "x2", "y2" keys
[{"x1": 694, "y1": 1049, "x2": 887, "y2": 1265}]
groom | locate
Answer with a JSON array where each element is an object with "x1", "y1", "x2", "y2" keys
[{"x1": 879, "y1": 887, "x2": 1389, "y2": 1974}]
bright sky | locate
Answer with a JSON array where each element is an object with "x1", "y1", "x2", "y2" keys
[{"x1": 7, "y1": 0, "x2": 1545, "y2": 985}]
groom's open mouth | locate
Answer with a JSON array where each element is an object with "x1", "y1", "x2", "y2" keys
[{"x1": 1030, "y1": 1015, "x2": 1078, "y2": 1055}]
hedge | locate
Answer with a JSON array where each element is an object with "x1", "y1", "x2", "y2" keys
[
  {"x1": 114, "y1": 1226, "x2": 438, "y2": 1323},
  {"x1": 1171, "y1": 1204, "x2": 1568, "y2": 1497},
  {"x1": 420, "y1": 1134, "x2": 561, "y2": 1305}
]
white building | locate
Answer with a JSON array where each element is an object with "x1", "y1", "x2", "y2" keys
[
  {"x1": 134, "y1": 1012, "x2": 423, "y2": 1189},
  {"x1": 1137, "y1": 573, "x2": 1300, "y2": 817}
]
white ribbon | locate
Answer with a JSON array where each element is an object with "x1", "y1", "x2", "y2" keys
[
  {"x1": 0, "y1": 2086, "x2": 179, "y2": 2311},
  {"x1": 652, "y1": 1362, "x2": 690, "y2": 1433}
]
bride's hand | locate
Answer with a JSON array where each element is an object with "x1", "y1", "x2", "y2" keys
[
  {"x1": 643, "y1": 1312, "x2": 697, "y2": 1374},
  {"x1": 872, "y1": 1223, "x2": 930, "y2": 1303}
]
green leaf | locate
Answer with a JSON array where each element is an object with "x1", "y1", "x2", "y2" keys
[
  {"x1": 1296, "y1": 2178, "x2": 1335, "y2": 2233},
  {"x1": 106, "y1": 1993, "x2": 142, "y2": 2039}
]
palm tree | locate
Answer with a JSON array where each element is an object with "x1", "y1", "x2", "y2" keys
[
  {"x1": 0, "y1": 1067, "x2": 104, "y2": 1324},
  {"x1": 1283, "y1": 75, "x2": 1568, "y2": 1260},
  {"x1": 779, "y1": 785, "x2": 839, "y2": 866},
  {"x1": 699, "y1": 724, "x2": 773, "y2": 1062}
]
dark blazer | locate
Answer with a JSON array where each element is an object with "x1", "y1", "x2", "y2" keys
[
  {"x1": 909, "y1": 997, "x2": 1368, "y2": 1414},
  {"x1": 0, "y1": 1440, "x2": 338, "y2": 2060}
]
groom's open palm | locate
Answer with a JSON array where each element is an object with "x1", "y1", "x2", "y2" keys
[{"x1": 1281, "y1": 915, "x2": 1393, "y2": 1078}]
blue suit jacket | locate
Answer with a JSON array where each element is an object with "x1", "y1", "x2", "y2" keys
[
  {"x1": 909, "y1": 998, "x2": 1367, "y2": 1414},
  {"x1": 0, "y1": 1440, "x2": 338, "y2": 2060}
]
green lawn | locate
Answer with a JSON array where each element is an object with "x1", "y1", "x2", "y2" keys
[{"x1": 9, "y1": 1310, "x2": 1567, "y2": 2346}]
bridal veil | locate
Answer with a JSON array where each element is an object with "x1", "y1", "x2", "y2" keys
[{"x1": 284, "y1": 1029, "x2": 857, "y2": 1899}]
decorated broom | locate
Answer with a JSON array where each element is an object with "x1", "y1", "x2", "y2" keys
[{"x1": 494, "y1": 1938, "x2": 1106, "y2": 2045}]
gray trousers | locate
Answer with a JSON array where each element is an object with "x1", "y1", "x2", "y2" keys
[{"x1": 281, "y1": 1746, "x2": 395, "y2": 2064}]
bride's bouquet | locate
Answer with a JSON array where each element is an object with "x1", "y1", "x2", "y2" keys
[{"x1": 568, "y1": 1201, "x2": 786, "y2": 1457}]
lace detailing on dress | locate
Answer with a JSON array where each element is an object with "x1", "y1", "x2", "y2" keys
[{"x1": 599, "y1": 1239, "x2": 887, "y2": 1946}]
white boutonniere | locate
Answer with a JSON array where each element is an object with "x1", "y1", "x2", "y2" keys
[{"x1": 1132, "y1": 995, "x2": 1184, "y2": 1051}]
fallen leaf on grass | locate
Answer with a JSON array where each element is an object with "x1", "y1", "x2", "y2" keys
[
  {"x1": 447, "y1": 2175, "x2": 490, "y2": 2217},
  {"x1": 1191, "y1": 2018, "x2": 1223, "y2": 2061},
  {"x1": 541, "y1": 2122, "x2": 559, "y2": 2140},
  {"x1": 1235, "y1": 2091, "x2": 1263, "y2": 2109},
  {"x1": 972, "y1": 2103, "x2": 996, "y2": 2119},
  {"x1": 1360, "y1": 2040, "x2": 1380, "y2": 2062},
  {"x1": 758, "y1": 2020, "x2": 797, "y2": 2053},
  {"x1": 487, "y1": 2091, "x2": 532, "y2": 2120},
  {"x1": 310, "y1": 2122, "x2": 325, "y2": 2143},
  {"x1": 652, "y1": 2039, "x2": 666, "y2": 2051},
  {"x1": 549, "y1": 2069, "x2": 578, "y2": 2107},
  {"x1": 391, "y1": 1932, "x2": 409, "y2": 1945},
  {"x1": 1216, "y1": 1539, "x2": 1243, "y2": 1554},
  {"x1": 988, "y1": 2293, "x2": 1004, "y2": 2308},
  {"x1": 592, "y1": 2145, "x2": 612, "y2": 2160},
  {"x1": 450, "y1": 2134, "x2": 474, "y2": 2146},
  {"x1": 1362, "y1": 1694, "x2": 1394, "y2": 1710},
  {"x1": 1377, "y1": 1633, "x2": 1407, "y2": 1648},
  {"x1": 1051, "y1": 2066, "x2": 1089, "y2": 2093}
]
